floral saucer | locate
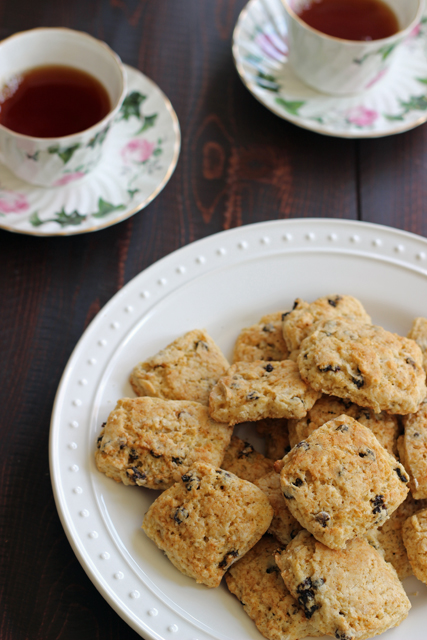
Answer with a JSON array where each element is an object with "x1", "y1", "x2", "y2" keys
[
  {"x1": 0, "y1": 65, "x2": 180, "y2": 235},
  {"x1": 233, "y1": 0, "x2": 427, "y2": 138}
]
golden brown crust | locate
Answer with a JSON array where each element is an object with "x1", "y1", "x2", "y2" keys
[
  {"x1": 255, "y1": 472, "x2": 303, "y2": 545},
  {"x1": 225, "y1": 536, "x2": 320, "y2": 640},
  {"x1": 279, "y1": 415, "x2": 409, "y2": 549},
  {"x1": 130, "y1": 329, "x2": 229, "y2": 405},
  {"x1": 209, "y1": 360, "x2": 321, "y2": 425},
  {"x1": 288, "y1": 395, "x2": 400, "y2": 457},
  {"x1": 232, "y1": 312, "x2": 289, "y2": 363},
  {"x1": 142, "y1": 462, "x2": 273, "y2": 587},
  {"x1": 408, "y1": 317, "x2": 427, "y2": 375},
  {"x1": 282, "y1": 294, "x2": 371, "y2": 352},
  {"x1": 276, "y1": 530, "x2": 411, "y2": 640},
  {"x1": 376, "y1": 494, "x2": 427, "y2": 579},
  {"x1": 221, "y1": 436, "x2": 274, "y2": 483},
  {"x1": 402, "y1": 508, "x2": 427, "y2": 585},
  {"x1": 95, "y1": 397, "x2": 232, "y2": 489},
  {"x1": 401, "y1": 399, "x2": 427, "y2": 499},
  {"x1": 297, "y1": 318, "x2": 426, "y2": 414}
]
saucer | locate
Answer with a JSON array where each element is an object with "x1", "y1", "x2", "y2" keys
[
  {"x1": 233, "y1": 0, "x2": 427, "y2": 138},
  {"x1": 0, "y1": 65, "x2": 180, "y2": 235}
]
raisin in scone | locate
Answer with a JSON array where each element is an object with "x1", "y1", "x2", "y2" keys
[
  {"x1": 288, "y1": 395, "x2": 400, "y2": 457},
  {"x1": 297, "y1": 318, "x2": 426, "y2": 414},
  {"x1": 282, "y1": 294, "x2": 371, "y2": 353},
  {"x1": 95, "y1": 397, "x2": 232, "y2": 489},
  {"x1": 408, "y1": 316, "x2": 427, "y2": 375},
  {"x1": 232, "y1": 312, "x2": 289, "y2": 363},
  {"x1": 255, "y1": 472, "x2": 303, "y2": 545},
  {"x1": 142, "y1": 462, "x2": 273, "y2": 587},
  {"x1": 374, "y1": 494, "x2": 427, "y2": 579},
  {"x1": 400, "y1": 398, "x2": 427, "y2": 499},
  {"x1": 276, "y1": 530, "x2": 411, "y2": 640},
  {"x1": 209, "y1": 360, "x2": 321, "y2": 425},
  {"x1": 276, "y1": 415, "x2": 409, "y2": 549},
  {"x1": 130, "y1": 329, "x2": 229, "y2": 405},
  {"x1": 221, "y1": 436, "x2": 274, "y2": 483},
  {"x1": 402, "y1": 508, "x2": 427, "y2": 585},
  {"x1": 225, "y1": 536, "x2": 320, "y2": 640}
]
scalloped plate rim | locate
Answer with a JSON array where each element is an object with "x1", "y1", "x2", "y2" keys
[{"x1": 50, "y1": 218, "x2": 427, "y2": 640}]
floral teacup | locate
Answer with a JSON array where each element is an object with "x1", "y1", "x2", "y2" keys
[
  {"x1": 0, "y1": 28, "x2": 126, "y2": 187},
  {"x1": 281, "y1": 0, "x2": 425, "y2": 95}
]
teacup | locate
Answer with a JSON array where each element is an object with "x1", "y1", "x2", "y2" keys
[
  {"x1": 0, "y1": 28, "x2": 126, "y2": 187},
  {"x1": 281, "y1": 0, "x2": 425, "y2": 95}
]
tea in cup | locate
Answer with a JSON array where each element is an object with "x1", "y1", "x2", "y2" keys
[
  {"x1": 0, "y1": 28, "x2": 126, "y2": 187},
  {"x1": 281, "y1": 0, "x2": 425, "y2": 94}
]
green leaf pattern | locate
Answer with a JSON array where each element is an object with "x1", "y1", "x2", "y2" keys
[
  {"x1": 384, "y1": 78, "x2": 427, "y2": 121},
  {"x1": 87, "y1": 124, "x2": 111, "y2": 149},
  {"x1": 92, "y1": 198, "x2": 126, "y2": 218},
  {"x1": 136, "y1": 113, "x2": 158, "y2": 134},
  {"x1": 118, "y1": 91, "x2": 147, "y2": 121},
  {"x1": 275, "y1": 97, "x2": 305, "y2": 116},
  {"x1": 30, "y1": 208, "x2": 87, "y2": 228},
  {"x1": 118, "y1": 90, "x2": 158, "y2": 135},
  {"x1": 22, "y1": 85, "x2": 163, "y2": 228},
  {"x1": 30, "y1": 198, "x2": 127, "y2": 227},
  {"x1": 48, "y1": 143, "x2": 81, "y2": 164}
]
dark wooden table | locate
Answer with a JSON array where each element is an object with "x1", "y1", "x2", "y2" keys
[{"x1": 2, "y1": 1, "x2": 427, "y2": 639}]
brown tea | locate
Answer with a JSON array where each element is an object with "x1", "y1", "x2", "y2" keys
[
  {"x1": 296, "y1": 0, "x2": 400, "y2": 41},
  {"x1": 0, "y1": 65, "x2": 111, "y2": 137}
]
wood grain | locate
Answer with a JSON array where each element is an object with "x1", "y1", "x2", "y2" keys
[{"x1": 359, "y1": 125, "x2": 427, "y2": 234}]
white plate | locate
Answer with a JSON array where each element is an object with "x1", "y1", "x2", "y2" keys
[
  {"x1": 50, "y1": 218, "x2": 427, "y2": 640},
  {"x1": 233, "y1": 0, "x2": 427, "y2": 138},
  {"x1": 0, "y1": 65, "x2": 180, "y2": 235}
]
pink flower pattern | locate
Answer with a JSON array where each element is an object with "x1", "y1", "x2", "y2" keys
[
  {"x1": 346, "y1": 106, "x2": 379, "y2": 127},
  {"x1": 0, "y1": 190, "x2": 29, "y2": 214},
  {"x1": 53, "y1": 172, "x2": 87, "y2": 187},
  {"x1": 365, "y1": 68, "x2": 388, "y2": 89},
  {"x1": 121, "y1": 139, "x2": 155, "y2": 165},
  {"x1": 409, "y1": 24, "x2": 422, "y2": 39},
  {"x1": 255, "y1": 33, "x2": 288, "y2": 60}
]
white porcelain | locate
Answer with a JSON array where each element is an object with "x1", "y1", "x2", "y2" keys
[
  {"x1": 233, "y1": 0, "x2": 427, "y2": 138},
  {"x1": 50, "y1": 218, "x2": 427, "y2": 640},
  {"x1": 282, "y1": 0, "x2": 424, "y2": 95},
  {"x1": 0, "y1": 65, "x2": 180, "y2": 235},
  {"x1": 0, "y1": 28, "x2": 126, "y2": 186}
]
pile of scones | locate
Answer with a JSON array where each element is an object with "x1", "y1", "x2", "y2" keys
[{"x1": 95, "y1": 294, "x2": 427, "y2": 640}]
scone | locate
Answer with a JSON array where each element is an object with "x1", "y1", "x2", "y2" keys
[
  {"x1": 209, "y1": 360, "x2": 321, "y2": 425},
  {"x1": 408, "y1": 316, "x2": 427, "y2": 374},
  {"x1": 142, "y1": 462, "x2": 273, "y2": 587},
  {"x1": 221, "y1": 436, "x2": 274, "y2": 483},
  {"x1": 256, "y1": 418, "x2": 291, "y2": 460},
  {"x1": 232, "y1": 312, "x2": 289, "y2": 363},
  {"x1": 282, "y1": 294, "x2": 371, "y2": 352},
  {"x1": 400, "y1": 398, "x2": 427, "y2": 499},
  {"x1": 288, "y1": 394, "x2": 400, "y2": 457},
  {"x1": 297, "y1": 317, "x2": 426, "y2": 414},
  {"x1": 255, "y1": 472, "x2": 303, "y2": 545},
  {"x1": 276, "y1": 415, "x2": 409, "y2": 549},
  {"x1": 276, "y1": 530, "x2": 411, "y2": 640},
  {"x1": 375, "y1": 494, "x2": 427, "y2": 579},
  {"x1": 225, "y1": 536, "x2": 320, "y2": 640},
  {"x1": 402, "y1": 508, "x2": 427, "y2": 585},
  {"x1": 95, "y1": 397, "x2": 232, "y2": 489},
  {"x1": 130, "y1": 329, "x2": 229, "y2": 405}
]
